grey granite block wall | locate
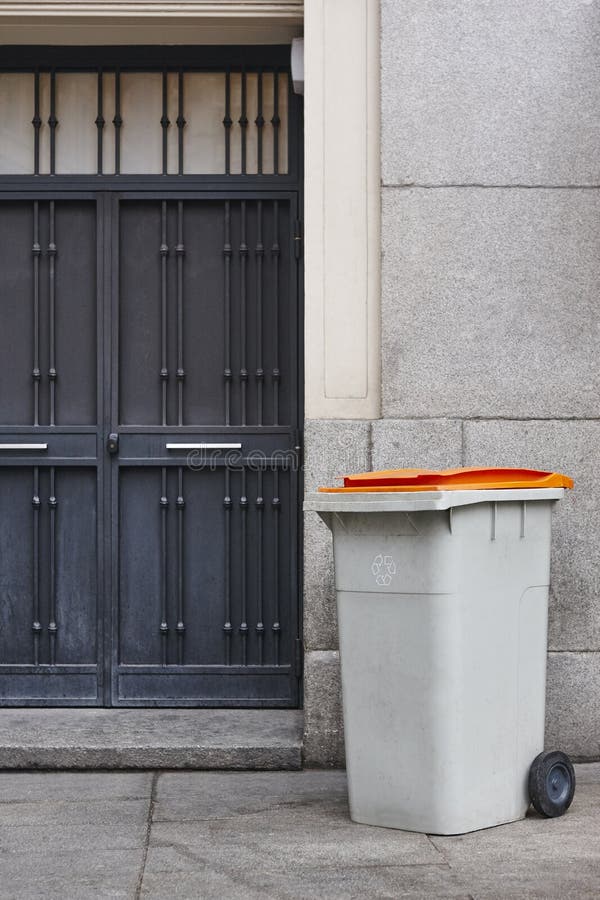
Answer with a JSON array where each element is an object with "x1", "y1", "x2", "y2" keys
[
  {"x1": 464, "y1": 422, "x2": 600, "y2": 758},
  {"x1": 372, "y1": 0, "x2": 600, "y2": 761},
  {"x1": 302, "y1": 421, "x2": 370, "y2": 765},
  {"x1": 381, "y1": 187, "x2": 600, "y2": 420},
  {"x1": 303, "y1": 0, "x2": 600, "y2": 766},
  {"x1": 303, "y1": 417, "x2": 600, "y2": 764},
  {"x1": 303, "y1": 419, "x2": 371, "y2": 654},
  {"x1": 381, "y1": 0, "x2": 600, "y2": 186},
  {"x1": 303, "y1": 650, "x2": 345, "y2": 768},
  {"x1": 371, "y1": 419, "x2": 463, "y2": 471},
  {"x1": 463, "y1": 420, "x2": 600, "y2": 653},
  {"x1": 546, "y1": 653, "x2": 600, "y2": 760}
]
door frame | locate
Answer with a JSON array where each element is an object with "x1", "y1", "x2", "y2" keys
[{"x1": 0, "y1": 45, "x2": 305, "y2": 707}]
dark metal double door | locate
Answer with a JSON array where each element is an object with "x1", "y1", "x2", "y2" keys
[{"x1": 0, "y1": 191, "x2": 301, "y2": 706}]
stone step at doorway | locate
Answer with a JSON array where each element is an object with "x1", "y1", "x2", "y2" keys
[{"x1": 0, "y1": 709, "x2": 303, "y2": 770}]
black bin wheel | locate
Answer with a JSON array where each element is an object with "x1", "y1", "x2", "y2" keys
[{"x1": 528, "y1": 750, "x2": 576, "y2": 818}]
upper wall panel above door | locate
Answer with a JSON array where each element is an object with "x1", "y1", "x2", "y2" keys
[{"x1": 0, "y1": 68, "x2": 289, "y2": 176}]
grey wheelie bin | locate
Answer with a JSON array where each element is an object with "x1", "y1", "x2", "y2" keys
[{"x1": 305, "y1": 466, "x2": 575, "y2": 835}]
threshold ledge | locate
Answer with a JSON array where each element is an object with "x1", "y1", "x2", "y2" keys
[{"x1": 0, "y1": 708, "x2": 303, "y2": 770}]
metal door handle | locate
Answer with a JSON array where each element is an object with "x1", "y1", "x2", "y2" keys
[
  {"x1": 0, "y1": 443, "x2": 48, "y2": 450},
  {"x1": 166, "y1": 443, "x2": 242, "y2": 450},
  {"x1": 106, "y1": 433, "x2": 119, "y2": 454}
]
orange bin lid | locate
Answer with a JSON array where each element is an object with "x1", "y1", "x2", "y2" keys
[{"x1": 318, "y1": 467, "x2": 574, "y2": 493}]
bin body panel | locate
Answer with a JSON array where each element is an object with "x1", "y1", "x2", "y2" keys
[{"x1": 329, "y1": 498, "x2": 553, "y2": 835}]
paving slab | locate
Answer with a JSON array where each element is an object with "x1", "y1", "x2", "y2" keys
[
  {"x1": 148, "y1": 817, "x2": 440, "y2": 869},
  {"x1": 0, "y1": 796, "x2": 149, "y2": 827},
  {"x1": 0, "y1": 849, "x2": 143, "y2": 900},
  {"x1": 141, "y1": 767, "x2": 600, "y2": 900},
  {"x1": 139, "y1": 861, "x2": 469, "y2": 900},
  {"x1": 0, "y1": 766, "x2": 597, "y2": 899},
  {"x1": 0, "y1": 770, "x2": 152, "y2": 801},
  {"x1": 153, "y1": 769, "x2": 349, "y2": 821},
  {"x1": 0, "y1": 821, "x2": 147, "y2": 853},
  {"x1": 0, "y1": 709, "x2": 302, "y2": 769},
  {"x1": 144, "y1": 770, "x2": 448, "y2": 899},
  {"x1": 430, "y1": 778, "x2": 600, "y2": 900}
]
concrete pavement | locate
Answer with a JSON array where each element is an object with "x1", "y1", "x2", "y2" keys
[{"x1": 0, "y1": 766, "x2": 598, "y2": 899}]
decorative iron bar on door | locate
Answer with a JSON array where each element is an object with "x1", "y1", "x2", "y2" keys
[
  {"x1": 0, "y1": 68, "x2": 289, "y2": 175},
  {"x1": 119, "y1": 198, "x2": 292, "y2": 429}
]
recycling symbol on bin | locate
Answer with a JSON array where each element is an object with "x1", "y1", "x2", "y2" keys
[{"x1": 371, "y1": 554, "x2": 396, "y2": 586}]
